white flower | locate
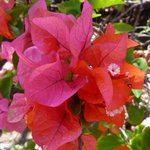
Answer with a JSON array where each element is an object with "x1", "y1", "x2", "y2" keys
[
  {"x1": 106, "y1": 107, "x2": 123, "y2": 117},
  {"x1": 107, "y1": 63, "x2": 120, "y2": 76}
]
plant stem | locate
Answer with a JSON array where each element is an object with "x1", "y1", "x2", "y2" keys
[{"x1": 78, "y1": 134, "x2": 83, "y2": 150}]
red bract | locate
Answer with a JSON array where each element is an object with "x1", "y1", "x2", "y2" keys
[
  {"x1": 82, "y1": 134, "x2": 97, "y2": 150},
  {"x1": 58, "y1": 139, "x2": 78, "y2": 150},
  {"x1": 8, "y1": 94, "x2": 82, "y2": 149},
  {"x1": 82, "y1": 30, "x2": 128, "y2": 68},
  {"x1": 0, "y1": 0, "x2": 14, "y2": 39},
  {"x1": 0, "y1": 0, "x2": 14, "y2": 11},
  {"x1": 76, "y1": 23, "x2": 145, "y2": 126},
  {"x1": 58, "y1": 134, "x2": 97, "y2": 150},
  {"x1": 115, "y1": 145, "x2": 130, "y2": 150},
  {"x1": 0, "y1": 8, "x2": 14, "y2": 39},
  {"x1": 26, "y1": 103, "x2": 81, "y2": 150}
]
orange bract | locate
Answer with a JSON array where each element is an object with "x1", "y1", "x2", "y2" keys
[
  {"x1": 107, "y1": 78, "x2": 131, "y2": 111},
  {"x1": 121, "y1": 62, "x2": 145, "y2": 89},
  {"x1": 115, "y1": 145, "x2": 131, "y2": 150},
  {"x1": 58, "y1": 140, "x2": 78, "y2": 150},
  {"x1": 94, "y1": 23, "x2": 138, "y2": 49},
  {"x1": 78, "y1": 78, "x2": 104, "y2": 104},
  {"x1": 82, "y1": 134, "x2": 97, "y2": 150},
  {"x1": 84, "y1": 103, "x2": 125, "y2": 127},
  {"x1": 0, "y1": 8, "x2": 14, "y2": 39}
]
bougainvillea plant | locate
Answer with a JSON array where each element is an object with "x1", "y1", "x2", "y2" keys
[{"x1": 0, "y1": 0, "x2": 146, "y2": 149}]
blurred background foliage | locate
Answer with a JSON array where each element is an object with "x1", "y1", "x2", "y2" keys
[{"x1": 0, "y1": 0, "x2": 150, "y2": 149}]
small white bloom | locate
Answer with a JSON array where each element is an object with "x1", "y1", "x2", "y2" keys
[
  {"x1": 3, "y1": 61, "x2": 13, "y2": 71},
  {"x1": 106, "y1": 107, "x2": 123, "y2": 117},
  {"x1": 107, "y1": 63, "x2": 120, "y2": 76},
  {"x1": 4, "y1": 0, "x2": 9, "y2": 4}
]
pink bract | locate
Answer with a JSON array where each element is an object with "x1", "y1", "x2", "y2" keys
[
  {"x1": 13, "y1": 0, "x2": 92, "y2": 107},
  {"x1": 7, "y1": 93, "x2": 30, "y2": 123},
  {"x1": 0, "y1": 98, "x2": 26, "y2": 132},
  {"x1": 25, "y1": 57, "x2": 86, "y2": 107},
  {"x1": 0, "y1": 0, "x2": 15, "y2": 11}
]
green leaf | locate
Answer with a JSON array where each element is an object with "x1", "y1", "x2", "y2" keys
[
  {"x1": 100, "y1": 121, "x2": 113, "y2": 129},
  {"x1": 12, "y1": 52, "x2": 19, "y2": 69},
  {"x1": 113, "y1": 22, "x2": 134, "y2": 33},
  {"x1": 132, "y1": 89, "x2": 143, "y2": 98},
  {"x1": 0, "y1": 71, "x2": 13, "y2": 99},
  {"x1": 46, "y1": 0, "x2": 52, "y2": 5},
  {"x1": 131, "y1": 134, "x2": 142, "y2": 150},
  {"x1": 10, "y1": 25, "x2": 20, "y2": 37},
  {"x1": 92, "y1": 11, "x2": 101, "y2": 18},
  {"x1": 132, "y1": 58, "x2": 148, "y2": 71},
  {"x1": 90, "y1": 0, "x2": 126, "y2": 9},
  {"x1": 127, "y1": 105, "x2": 145, "y2": 125},
  {"x1": 9, "y1": 4, "x2": 29, "y2": 22},
  {"x1": 89, "y1": 122, "x2": 101, "y2": 138},
  {"x1": 126, "y1": 129, "x2": 134, "y2": 139},
  {"x1": 126, "y1": 48, "x2": 134, "y2": 63},
  {"x1": 14, "y1": 82, "x2": 24, "y2": 92},
  {"x1": 140, "y1": 27, "x2": 150, "y2": 34},
  {"x1": 134, "y1": 125, "x2": 145, "y2": 135},
  {"x1": 23, "y1": 140, "x2": 35, "y2": 150},
  {"x1": 58, "y1": 0, "x2": 81, "y2": 16},
  {"x1": 69, "y1": 94, "x2": 81, "y2": 115},
  {"x1": 65, "y1": 72, "x2": 73, "y2": 81},
  {"x1": 142, "y1": 127, "x2": 150, "y2": 150},
  {"x1": 97, "y1": 134, "x2": 124, "y2": 150}
]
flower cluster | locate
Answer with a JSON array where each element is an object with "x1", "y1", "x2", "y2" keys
[{"x1": 0, "y1": 0, "x2": 145, "y2": 149}]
